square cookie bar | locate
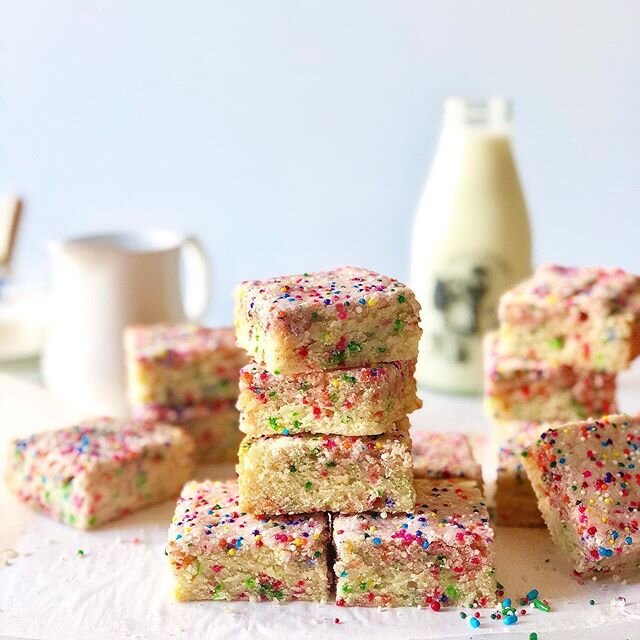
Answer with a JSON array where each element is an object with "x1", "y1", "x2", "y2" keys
[
  {"x1": 167, "y1": 480, "x2": 330, "y2": 602},
  {"x1": 125, "y1": 324, "x2": 248, "y2": 408},
  {"x1": 495, "y1": 421, "x2": 549, "y2": 527},
  {"x1": 484, "y1": 332, "x2": 617, "y2": 422},
  {"x1": 238, "y1": 360, "x2": 421, "y2": 436},
  {"x1": 134, "y1": 400, "x2": 241, "y2": 465},
  {"x1": 234, "y1": 267, "x2": 422, "y2": 374},
  {"x1": 498, "y1": 264, "x2": 640, "y2": 373},
  {"x1": 333, "y1": 480, "x2": 496, "y2": 608},
  {"x1": 5, "y1": 417, "x2": 195, "y2": 529},
  {"x1": 523, "y1": 414, "x2": 640, "y2": 575},
  {"x1": 237, "y1": 420, "x2": 415, "y2": 515},
  {"x1": 411, "y1": 430, "x2": 482, "y2": 486}
]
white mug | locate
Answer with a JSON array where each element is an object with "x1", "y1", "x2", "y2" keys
[{"x1": 41, "y1": 230, "x2": 210, "y2": 415}]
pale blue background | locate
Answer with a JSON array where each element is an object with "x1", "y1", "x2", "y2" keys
[{"x1": 1, "y1": 1, "x2": 639, "y2": 325}]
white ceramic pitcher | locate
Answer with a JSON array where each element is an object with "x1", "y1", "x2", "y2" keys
[{"x1": 41, "y1": 230, "x2": 210, "y2": 415}]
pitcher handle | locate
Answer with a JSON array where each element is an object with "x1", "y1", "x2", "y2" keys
[{"x1": 181, "y1": 235, "x2": 211, "y2": 321}]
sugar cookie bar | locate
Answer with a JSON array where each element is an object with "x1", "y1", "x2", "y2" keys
[
  {"x1": 237, "y1": 420, "x2": 415, "y2": 515},
  {"x1": 484, "y1": 332, "x2": 617, "y2": 422},
  {"x1": 411, "y1": 430, "x2": 482, "y2": 486},
  {"x1": 234, "y1": 267, "x2": 422, "y2": 374},
  {"x1": 333, "y1": 480, "x2": 496, "y2": 608},
  {"x1": 167, "y1": 480, "x2": 330, "y2": 602},
  {"x1": 523, "y1": 414, "x2": 640, "y2": 575},
  {"x1": 134, "y1": 400, "x2": 241, "y2": 465},
  {"x1": 494, "y1": 421, "x2": 549, "y2": 527},
  {"x1": 498, "y1": 264, "x2": 640, "y2": 373},
  {"x1": 125, "y1": 324, "x2": 248, "y2": 407},
  {"x1": 238, "y1": 360, "x2": 420, "y2": 436},
  {"x1": 5, "y1": 417, "x2": 195, "y2": 529}
]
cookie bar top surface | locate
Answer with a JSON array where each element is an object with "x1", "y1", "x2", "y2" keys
[
  {"x1": 168, "y1": 480, "x2": 328, "y2": 555},
  {"x1": 411, "y1": 430, "x2": 482, "y2": 484},
  {"x1": 126, "y1": 324, "x2": 240, "y2": 362},
  {"x1": 234, "y1": 266, "x2": 421, "y2": 373},
  {"x1": 525, "y1": 414, "x2": 640, "y2": 562},
  {"x1": 10, "y1": 417, "x2": 188, "y2": 476},
  {"x1": 333, "y1": 479, "x2": 491, "y2": 546},
  {"x1": 235, "y1": 266, "x2": 418, "y2": 316},
  {"x1": 499, "y1": 264, "x2": 640, "y2": 325}
]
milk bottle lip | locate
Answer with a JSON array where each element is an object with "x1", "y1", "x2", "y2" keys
[{"x1": 444, "y1": 97, "x2": 513, "y2": 128}]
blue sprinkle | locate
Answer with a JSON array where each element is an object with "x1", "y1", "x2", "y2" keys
[
  {"x1": 599, "y1": 546, "x2": 613, "y2": 557},
  {"x1": 359, "y1": 298, "x2": 366, "y2": 304},
  {"x1": 502, "y1": 598, "x2": 512, "y2": 608},
  {"x1": 469, "y1": 617, "x2": 480, "y2": 628},
  {"x1": 282, "y1": 429, "x2": 289, "y2": 435},
  {"x1": 401, "y1": 523, "x2": 408, "y2": 529},
  {"x1": 527, "y1": 589, "x2": 539, "y2": 600},
  {"x1": 626, "y1": 537, "x2": 633, "y2": 545},
  {"x1": 612, "y1": 531, "x2": 619, "y2": 540},
  {"x1": 504, "y1": 614, "x2": 518, "y2": 625},
  {"x1": 175, "y1": 534, "x2": 182, "y2": 540},
  {"x1": 422, "y1": 541, "x2": 430, "y2": 549},
  {"x1": 373, "y1": 537, "x2": 382, "y2": 546}
]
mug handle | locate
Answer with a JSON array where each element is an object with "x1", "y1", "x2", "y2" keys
[{"x1": 181, "y1": 235, "x2": 211, "y2": 321}]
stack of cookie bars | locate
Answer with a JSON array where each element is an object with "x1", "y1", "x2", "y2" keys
[
  {"x1": 484, "y1": 264, "x2": 640, "y2": 527},
  {"x1": 125, "y1": 324, "x2": 248, "y2": 464},
  {"x1": 166, "y1": 267, "x2": 496, "y2": 607}
]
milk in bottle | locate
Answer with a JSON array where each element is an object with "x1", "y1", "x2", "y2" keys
[{"x1": 410, "y1": 98, "x2": 532, "y2": 394}]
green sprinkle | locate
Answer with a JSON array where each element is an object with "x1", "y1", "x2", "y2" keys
[
  {"x1": 341, "y1": 373, "x2": 357, "y2": 384},
  {"x1": 311, "y1": 312, "x2": 320, "y2": 321},
  {"x1": 268, "y1": 417, "x2": 280, "y2": 430},
  {"x1": 347, "y1": 341, "x2": 362, "y2": 353},
  {"x1": 304, "y1": 481, "x2": 313, "y2": 491},
  {"x1": 533, "y1": 598, "x2": 550, "y2": 612},
  {"x1": 393, "y1": 318, "x2": 405, "y2": 333},
  {"x1": 136, "y1": 472, "x2": 148, "y2": 488},
  {"x1": 589, "y1": 599, "x2": 596, "y2": 605},
  {"x1": 397, "y1": 294, "x2": 406, "y2": 303},
  {"x1": 529, "y1": 634, "x2": 538, "y2": 640},
  {"x1": 459, "y1": 612, "x2": 467, "y2": 619},
  {"x1": 273, "y1": 369, "x2": 281, "y2": 375},
  {"x1": 288, "y1": 464, "x2": 297, "y2": 473},
  {"x1": 268, "y1": 390, "x2": 277, "y2": 399},
  {"x1": 292, "y1": 420, "x2": 301, "y2": 430},
  {"x1": 326, "y1": 461, "x2": 336, "y2": 467},
  {"x1": 76, "y1": 549, "x2": 84, "y2": 557},
  {"x1": 549, "y1": 336, "x2": 565, "y2": 350},
  {"x1": 377, "y1": 346, "x2": 387, "y2": 353}
]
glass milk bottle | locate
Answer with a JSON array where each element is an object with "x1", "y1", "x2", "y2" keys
[{"x1": 411, "y1": 97, "x2": 532, "y2": 394}]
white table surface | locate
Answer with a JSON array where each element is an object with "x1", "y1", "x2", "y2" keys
[{"x1": 2, "y1": 370, "x2": 640, "y2": 640}]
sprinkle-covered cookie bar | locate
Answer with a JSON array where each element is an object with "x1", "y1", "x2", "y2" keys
[
  {"x1": 134, "y1": 400, "x2": 241, "y2": 465},
  {"x1": 5, "y1": 417, "x2": 195, "y2": 529},
  {"x1": 523, "y1": 414, "x2": 640, "y2": 575},
  {"x1": 237, "y1": 420, "x2": 415, "y2": 515},
  {"x1": 498, "y1": 264, "x2": 640, "y2": 373},
  {"x1": 125, "y1": 324, "x2": 248, "y2": 408},
  {"x1": 333, "y1": 480, "x2": 496, "y2": 608},
  {"x1": 167, "y1": 480, "x2": 330, "y2": 602},
  {"x1": 238, "y1": 360, "x2": 420, "y2": 436},
  {"x1": 233, "y1": 267, "x2": 422, "y2": 374},
  {"x1": 495, "y1": 421, "x2": 549, "y2": 527},
  {"x1": 484, "y1": 332, "x2": 617, "y2": 422},
  {"x1": 411, "y1": 430, "x2": 482, "y2": 486}
]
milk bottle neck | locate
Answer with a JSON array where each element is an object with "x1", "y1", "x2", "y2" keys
[{"x1": 443, "y1": 97, "x2": 513, "y2": 135}]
